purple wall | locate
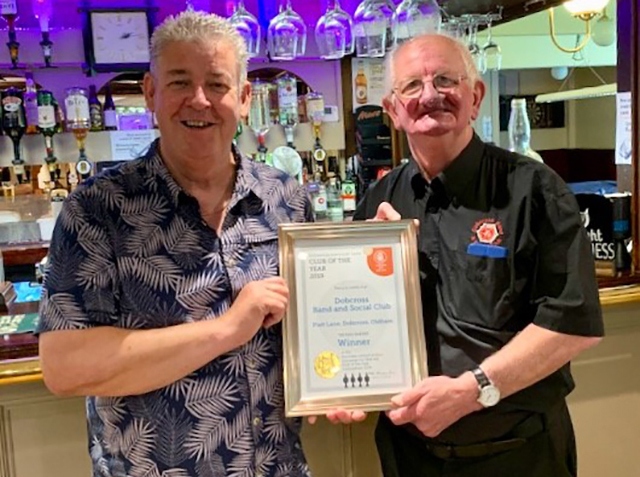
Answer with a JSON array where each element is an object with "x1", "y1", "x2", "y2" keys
[{"x1": 5, "y1": 0, "x2": 366, "y2": 30}]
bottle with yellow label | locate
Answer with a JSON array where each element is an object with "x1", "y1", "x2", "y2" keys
[{"x1": 355, "y1": 63, "x2": 368, "y2": 105}]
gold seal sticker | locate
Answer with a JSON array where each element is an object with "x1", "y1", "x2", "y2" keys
[{"x1": 314, "y1": 351, "x2": 341, "y2": 379}]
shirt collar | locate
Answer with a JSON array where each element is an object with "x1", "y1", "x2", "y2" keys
[
  {"x1": 144, "y1": 139, "x2": 266, "y2": 209},
  {"x1": 440, "y1": 133, "x2": 485, "y2": 200},
  {"x1": 408, "y1": 133, "x2": 485, "y2": 202}
]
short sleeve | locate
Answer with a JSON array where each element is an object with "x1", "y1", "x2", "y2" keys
[
  {"x1": 530, "y1": 181, "x2": 604, "y2": 337},
  {"x1": 37, "y1": 192, "x2": 120, "y2": 334}
]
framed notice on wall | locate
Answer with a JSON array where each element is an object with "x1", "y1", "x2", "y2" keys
[{"x1": 351, "y1": 58, "x2": 386, "y2": 112}]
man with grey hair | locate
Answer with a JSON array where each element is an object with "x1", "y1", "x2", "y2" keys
[
  {"x1": 38, "y1": 10, "x2": 312, "y2": 477},
  {"x1": 342, "y1": 34, "x2": 604, "y2": 476}
]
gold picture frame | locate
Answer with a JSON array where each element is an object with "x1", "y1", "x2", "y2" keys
[{"x1": 278, "y1": 220, "x2": 428, "y2": 417}]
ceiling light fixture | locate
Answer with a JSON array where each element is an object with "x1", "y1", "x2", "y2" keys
[{"x1": 548, "y1": 0, "x2": 611, "y2": 53}]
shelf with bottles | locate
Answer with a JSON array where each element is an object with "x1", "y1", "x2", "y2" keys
[
  {"x1": 241, "y1": 67, "x2": 346, "y2": 160},
  {"x1": 0, "y1": 129, "x2": 157, "y2": 168},
  {"x1": 303, "y1": 152, "x2": 359, "y2": 222}
]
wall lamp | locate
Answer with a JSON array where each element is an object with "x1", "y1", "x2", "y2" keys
[{"x1": 548, "y1": 0, "x2": 611, "y2": 53}]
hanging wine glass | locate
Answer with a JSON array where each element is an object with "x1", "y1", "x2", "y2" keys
[
  {"x1": 315, "y1": 14, "x2": 346, "y2": 60},
  {"x1": 228, "y1": 0, "x2": 261, "y2": 57},
  {"x1": 353, "y1": 0, "x2": 387, "y2": 58},
  {"x1": 393, "y1": 0, "x2": 441, "y2": 46},
  {"x1": 483, "y1": 19, "x2": 502, "y2": 71},
  {"x1": 465, "y1": 18, "x2": 486, "y2": 74},
  {"x1": 268, "y1": 0, "x2": 307, "y2": 61},
  {"x1": 441, "y1": 17, "x2": 460, "y2": 39},
  {"x1": 249, "y1": 80, "x2": 273, "y2": 163},
  {"x1": 371, "y1": 0, "x2": 395, "y2": 51},
  {"x1": 315, "y1": 0, "x2": 353, "y2": 59}
]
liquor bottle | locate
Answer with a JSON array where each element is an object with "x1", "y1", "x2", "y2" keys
[
  {"x1": 1, "y1": 88, "x2": 27, "y2": 183},
  {"x1": 314, "y1": 182, "x2": 328, "y2": 220},
  {"x1": 24, "y1": 71, "x2": 39, "y2": 134},
  {"x1": 508, "y1": 98, "x2": 543, "y2": 163},
  {"x1": 88, "y1": 85, "x2": 104, "y2": 131},
  {"x1": 249, "y1": 80, "x2": 272, "y2": 163},
  {"x1": 1, "y1": 0, "x2": 19, "y2": 69},
  {"x1": 277, "y1": 75, "x2": 299, "y2": 148},
  {"x1": 341, "y1": 164, "x2": 357, "y2": 214},
  {"x1": 326, "y1": 176, "x2": 344, "y2": 222},
  {"x1": 354, "y1": 62, "x2": 368, "y2": 105},
  {"x1": 103, "y1": 85, "x2": 118, "y2": 131},
  {"x1": 65, "y1": 87, "x2": 93, "y2": 181},
  {"x1": 37, "y1": 90, "x2": 58, "y2": 181}
]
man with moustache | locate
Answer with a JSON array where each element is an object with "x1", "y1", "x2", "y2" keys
[
  {"x1": 341, "y1": 34, "x2": 604, "y2": 476},
  {"x1": 38, "y1": 10, "x2": 312, "y2": 477}
]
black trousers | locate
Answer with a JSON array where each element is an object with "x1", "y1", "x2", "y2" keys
[{"x1": 375, "y1": 402, "x2": 577, "y2": 477}]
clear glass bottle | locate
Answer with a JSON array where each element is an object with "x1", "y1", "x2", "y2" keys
[
  {"x1": 24, "y1": 71, "x2": 39, "y2": 134},
  {"x1": 326, "y1": 176, "x2": 344, "y2": 222},
  {"x1": 65, "y1": 87, "x2": 93, "y2": 181},
  {"x1": 277, "y1": 75, "x2": 298, "y2": 147},
  {"x1": 508, "y1": 98, "x2": 543, "y2": 163},
  {"x1": 249, "y1": 80, "x2": 272, "y2": 163}
]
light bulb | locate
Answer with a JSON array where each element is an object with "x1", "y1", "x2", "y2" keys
[
  {"x1": 563, "y1": 0, "x2": 610, "y2": 19},
  {"x1": 591, "y1": 11, "x2": 615, "y2": 47}
]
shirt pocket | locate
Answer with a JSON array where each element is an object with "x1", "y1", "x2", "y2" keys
[
  {"x1": 449, "y1": 247, "x2": 513, "y2": 330},
  {"x1": 225, "y1": 231, "x2": 280, "y2": 296}
]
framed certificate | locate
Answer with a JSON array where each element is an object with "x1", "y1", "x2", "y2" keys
[{"x1": 279, "y1": 220, "x2": 428, "y2": 417}]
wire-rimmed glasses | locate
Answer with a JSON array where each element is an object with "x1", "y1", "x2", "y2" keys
[
  {"x1": 268, "y1": 0, "x2": 307, "y2": 61},
  {"x1": 394, "y1": 74, "x2": 467, "y2": 100},
  {"x1": 228, "y1": 0, "x2": 261, "y2": 57}
]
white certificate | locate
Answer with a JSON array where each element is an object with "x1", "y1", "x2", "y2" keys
[{"x1": 279, "y1": 221, "x2": 427, "y2": 417}]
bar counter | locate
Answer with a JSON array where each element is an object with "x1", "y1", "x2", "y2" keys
[
  {"x1": 2, "y1": 283, "x2": 639, "y2": 387},
  {"x1": 1, "y1": 285, "x2": 639, "y2": 477}
]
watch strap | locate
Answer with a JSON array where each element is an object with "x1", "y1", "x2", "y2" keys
[{"x1": 472, "y1": 366, "x2": 491, "y2": 388}]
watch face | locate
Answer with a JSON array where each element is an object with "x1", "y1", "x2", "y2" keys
[
  {"x1": 91, "y1": 11, "x2": 150, "y2": 65},
  {"x1": 479, "y1": 385, "x2": 501, "y2": 407}
]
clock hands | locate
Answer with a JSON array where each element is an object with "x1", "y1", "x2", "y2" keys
[{"x1": 120, "y1": 32, "x2": 133, "y2": 40}]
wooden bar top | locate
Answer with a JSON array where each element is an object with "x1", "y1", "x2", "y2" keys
[{"x1": 1, "y1": 284, "x2": 640, "y2": 387}]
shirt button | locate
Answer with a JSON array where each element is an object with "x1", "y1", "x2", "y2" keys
[
  {"x1": 253, "y1": 417, "x2": 262, "y2": 427},
  {"x1": 247, "y1": 359, "x2": 257, "y2": 369},
  {"x1": 227, "y1": 258, "x2": 236, "y2": 267}
]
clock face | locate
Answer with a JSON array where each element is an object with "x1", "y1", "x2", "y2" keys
[{"x1": 91, "y1": 11, "x2": 151, "y2": 65}]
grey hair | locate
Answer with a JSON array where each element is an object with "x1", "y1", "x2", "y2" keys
[
  {"x1": 384, "y1": 33, "x2": 480, "y2": 95},
  {"x1": 150, "y1": 10, "x2": 249, "y2": 85}
]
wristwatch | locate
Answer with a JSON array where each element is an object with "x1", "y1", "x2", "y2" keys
[{"x1": 472, "y1": 367, "x2": 501, "y2": 408}]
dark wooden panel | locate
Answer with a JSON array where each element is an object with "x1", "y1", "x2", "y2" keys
[
  {"x1": 440, "y1": 0, "x2": 566, "y2": 24},
  {"x1": 1, "y1": 244, "x2": 48, "y2": 268}
]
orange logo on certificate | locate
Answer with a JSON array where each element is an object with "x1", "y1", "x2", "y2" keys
[{"x1": 366, "y1": 247, "x2": 394, "y2": 276}]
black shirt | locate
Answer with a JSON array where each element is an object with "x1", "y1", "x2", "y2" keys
[{"x1": 353, "y1": 134, "x2": 604, "y2": 445}]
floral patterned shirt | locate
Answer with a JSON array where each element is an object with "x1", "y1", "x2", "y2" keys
[{"x1": 38, "y1": 141, "x2": 313, "y2": 477}]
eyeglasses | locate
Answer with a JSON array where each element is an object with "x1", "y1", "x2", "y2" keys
[{"x1": 394, "y1": 74, "x2": 467, "y2": 99}]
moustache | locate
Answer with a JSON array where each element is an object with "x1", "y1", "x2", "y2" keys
[{"x1": 407, "y1": 97, "x2": 451, "y2": 116}]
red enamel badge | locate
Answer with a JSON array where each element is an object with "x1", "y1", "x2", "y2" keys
[{"x1": 471, "y1": 219, "x2": 504, "y2": 245}]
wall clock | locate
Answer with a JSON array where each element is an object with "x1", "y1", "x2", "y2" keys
[{"x1": 82, "y1": 8, "x2": 154, "y2": 73}]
